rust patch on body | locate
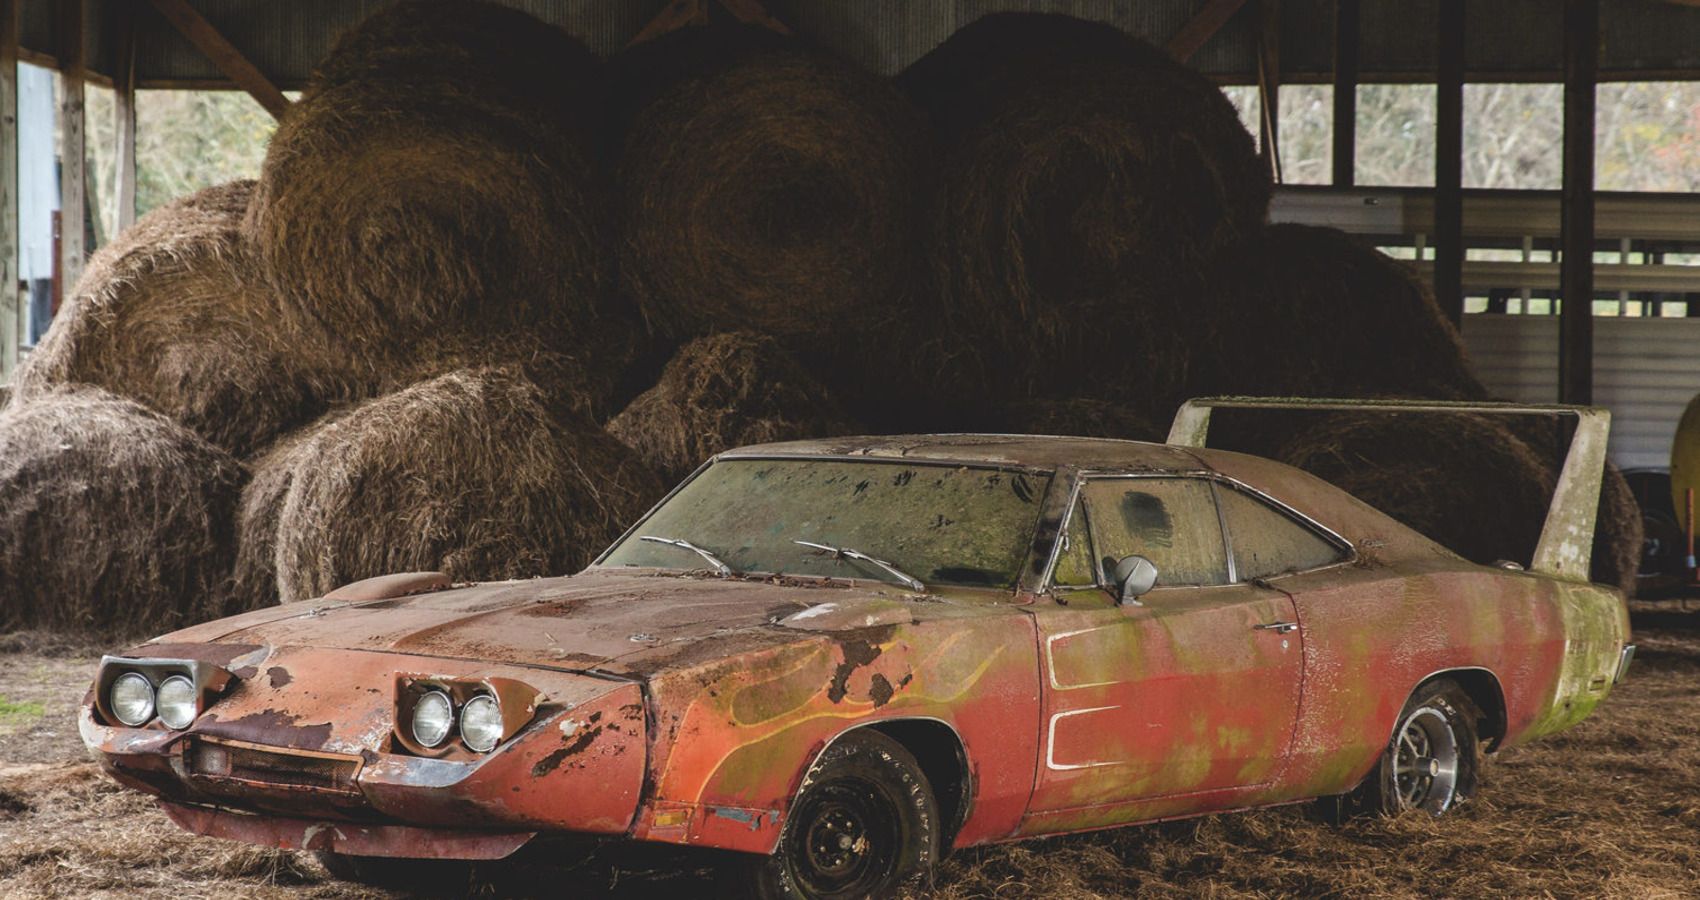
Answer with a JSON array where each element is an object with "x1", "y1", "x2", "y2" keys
[
  {"x1": 869, "y1": 673, "x2": 895, "y2": 707},
  {"x1": 531, "y1": 725, "x2": 605, "y2": 776},
  {"x1": 201, "y1": 709, "x2": 333, "y2": 751},
  {"x1": 522, "y1": 598, "x2": 587, "y2": 618},
  {"x1": 827, "y1": 640, "x2": 883, "y2": 703},
  {"x1": 266, "y1": 666, "x2": 292, "y2": 688}
]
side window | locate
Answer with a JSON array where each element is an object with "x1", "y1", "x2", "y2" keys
[
  {"x1": 1081, "y1": 478, "x2": 1228, "y2": 587},
  {"x1": 1217, "y1": 485, "x2": 1349, "y2": 580},
  {"x1": 1052, "y1": 501, "x2": 1096, "y2": 587}
]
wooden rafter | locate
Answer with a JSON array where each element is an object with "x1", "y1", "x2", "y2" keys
[
  {"x1": 1167, "y1": 0, "x2": 1250, "y2": 62},
  {"x1": 147, "y1": 0, "x2": 289, "y2": 118}
]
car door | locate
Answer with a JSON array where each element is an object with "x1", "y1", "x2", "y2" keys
[{"x1": 1021, "y1": 475, "x2": 1305, "y2": 834}]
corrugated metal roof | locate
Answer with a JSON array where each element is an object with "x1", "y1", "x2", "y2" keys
[{"x1": 17, "y1": 0, "x2": 1700, "y2": 89}]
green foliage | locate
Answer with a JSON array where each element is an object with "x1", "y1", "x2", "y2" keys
[
  {"x1": 135, "y1": 90, "x2": 279, "y2": 218},
  {"x1": 1221, "y1": 81, "x2": 1700, "y2": 191},
  {"x1": 0, "y1": 698, "x2": 46, "y2": 722}
]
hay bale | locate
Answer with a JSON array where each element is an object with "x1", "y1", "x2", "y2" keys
[
  {"x1": 1593, "y1": 463, "x2": 1644, "y2": 597},
  {"x1": 1274, "y1": 413, "x2": 1560, "y2": 570},
  {"x1": 981, "y1": 397, "x2": 1163, "y2": 442},
  {"x1": 9, "y1": 181, "x2": 330, "y2": 457},
  {"x1": 310, "y1": 0, "x2": 602, "y2": 110},
  {"x1": 273, "y1": 366, "x2": 663, "y2": 603},
  {"x1": 1207, "y1": 224, "x2": 1487, "y2": 400},
  {"x1": 246, "y1": 1, "x2": 611, "y2": 359},
  {"x1": 611, "y1": 27, "x2": 929, "y2": 356},
  {"x1": 606, "y1": 332, "x2": 861, "y2": 485},
  {"x1": 899, "y1": 13, "x2": 1268, "y2": 416},
  {"x1": 230, "y1": 415, "x2": 344, "y2": 610},
  {"x1": 0, "y1": 388, "x2": 243, "y2": 636}
]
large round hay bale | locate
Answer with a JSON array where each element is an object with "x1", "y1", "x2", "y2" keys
[
  {"x1": 980, "y1": 397, "x2": 1163, "y2": 442},
  {"x1": 272, "y1": 366, "x2": 663, "y2": 603},
  {"x1": 230, "y1": 414, "x2": 345, "y2": 610},
  {"x1": 246, "y1": 1, "x2": 609, "y2": 357},
  {"x1": 0, "y1": 388, "x2": 243, "y2": 636},
  {"x1": 1207, "y1": 224, "x2": 1487, "y2": 400},
  {"x1": 611, "y1": 27, "x2": 929, "y2": 358},
  {"x1": 606, "y1": 332, "x2": 861, "y2": 485},
  {"x1": 10, "y1": 181, "x2": 330, "y2": 457},
  {"x1": 1593, "y1": 463, "x2": 1644, "y2": 597},
  {"x1": 899, "y1": 13, "x2": 1268, "y2": 415},
  {"x1": 310, "y1": 0, "x2": 602, "y2": 110},
  {"x1": 1275, "y1": 413, "x2": 1556, "y2": 567}
]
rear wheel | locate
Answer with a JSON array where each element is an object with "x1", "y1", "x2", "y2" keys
[
  {"x1": 723, "y1": 729, "x2": 938, "y2": 899},
  {"x1": 1363, "y1": 679, "x2": 1482, "y2": 816}
]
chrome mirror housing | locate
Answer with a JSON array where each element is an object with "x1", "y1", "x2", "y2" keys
[{"x1": 1113, "y1": 555, "x2": 1158, "y2": 605}]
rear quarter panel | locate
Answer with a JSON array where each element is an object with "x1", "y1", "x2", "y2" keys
[
  {"x1": 1272, "y1": 559, "x2": 1627, "y2": 801},
  {"x1": 1200, "y1": 447, "x2": 1629, "y2": 800}
]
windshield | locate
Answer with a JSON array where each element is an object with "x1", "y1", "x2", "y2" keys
[{"x1": 600, "y1": 459, "x2": 1050, "y2": 589}]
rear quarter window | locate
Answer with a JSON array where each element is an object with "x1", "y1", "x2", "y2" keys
[{"x1": 1218, "y1": 485, "x2": 1349, "y2": 580}]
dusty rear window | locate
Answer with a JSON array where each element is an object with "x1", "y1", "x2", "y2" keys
[
  {"x1": 601, "y1": 459, "x2": 1050, "y2": 589},
  {"x1": 1218, "y1": 486, "x2": 1348, "y2": 579}
]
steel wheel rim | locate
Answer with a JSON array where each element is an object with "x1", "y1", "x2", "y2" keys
[
  {"x1": 787, "y1": 778, "x2": 900, "y2": 897},
  {"x1": 1393, "y1": 706, "x2": 1461, "y2": 814}
]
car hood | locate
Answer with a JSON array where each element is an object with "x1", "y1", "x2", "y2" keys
[{"x1": 145, "y1": 571, "x2": 929, "y2": 678}]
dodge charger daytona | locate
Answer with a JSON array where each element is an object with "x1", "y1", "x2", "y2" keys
[{"x1": 81, "y1": 398, "x2": 1632, "y2": 898}]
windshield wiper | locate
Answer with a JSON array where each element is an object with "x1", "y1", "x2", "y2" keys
[
  {"x1": 639, "y1": 536, "x2": 735, "y2": 576},
  {"x1": 792, "y1": 540, "x2": 926, "y2": 593}
]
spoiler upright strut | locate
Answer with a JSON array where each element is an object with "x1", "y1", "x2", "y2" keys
[{"x1": 1167, "y1": 397, "x2": 1612, "y2": 583}]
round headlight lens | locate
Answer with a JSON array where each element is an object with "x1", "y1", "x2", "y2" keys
[
  {"x1": 411, "y1": 690, "x2": 454, "y2": 748},
  {"x1": 156, "y1": 675, "x2": 198, "y2": 730},
  {"x1": 459, "y1": 694, "x2": 503, "y2": 753},
  {"x1": 110, "y1": 673, "x2": 156, "y2": 727}
]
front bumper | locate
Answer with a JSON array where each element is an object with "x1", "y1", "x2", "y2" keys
[
  {"x1": 81, "y1": 647, "x2": 648, "y2": 856},
  {"x1": 161, "y1": 801, "x2": 535, "y2": 860}
]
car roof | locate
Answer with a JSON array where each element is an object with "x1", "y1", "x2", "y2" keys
[
  {"x1": 717, "y1": 434, "x2": 1460, "y2": 566},
  {"x1": 718, "y1": 434, "x2": 1208, "y2": 472}
]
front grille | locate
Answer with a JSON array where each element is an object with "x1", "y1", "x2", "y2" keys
[{"x1": 188, "y1": 738, "x2": 361, "y2": 796}]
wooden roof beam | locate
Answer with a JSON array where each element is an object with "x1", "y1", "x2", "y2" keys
[
  {"x1": 1168, "y1": 0, "x2": 1251, "y2": 62},
  {"x1": 147, "y1": 0, "x2": 289, "y2": 118}
]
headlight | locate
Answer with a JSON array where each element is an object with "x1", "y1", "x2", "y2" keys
[
  {"x1": 156, "y1": 675, "x2": 198, "y2": 729},
  {"x1": 411, "y1": 690, "x2": 454, "y2": 748},
  {"x1": 110, "y1": 672, "x2": 156, "y2": 726},
  {"x1": 460, "y1": 694, "x2": 502, "y2": 752}
]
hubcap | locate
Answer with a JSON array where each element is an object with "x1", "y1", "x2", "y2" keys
[{"x1": 1392, "y1": 706, "x2": 1461, "y2": 814}]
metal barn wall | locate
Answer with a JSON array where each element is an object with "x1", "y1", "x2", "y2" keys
[{"x1": 1461, "y1": 314, "x2": 1700, "y2": 470}]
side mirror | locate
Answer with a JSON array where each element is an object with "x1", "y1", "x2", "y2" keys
[{"x1": 1113, "y1": 555, "x2": 1158, "y2": 605}]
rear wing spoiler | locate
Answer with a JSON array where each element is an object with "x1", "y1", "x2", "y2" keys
[{"x1": 1167, "y1": 397, "x2": 1612, "y2": 583}]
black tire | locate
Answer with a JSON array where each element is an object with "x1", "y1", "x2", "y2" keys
[
  {"x1": 1359, "y1": 679, "x2": 1483, "y2": 817},
  {"x1": 722, "y1": 729, "x2": 938, "y2": 900},
  {"x1": 313, "y1": 850, "x2": 477, "y2": 894}
]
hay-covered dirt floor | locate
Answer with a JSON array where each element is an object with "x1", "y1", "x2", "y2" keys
[{"x1": 3, "y1": 614, "x2": 1698, "y2": 899}]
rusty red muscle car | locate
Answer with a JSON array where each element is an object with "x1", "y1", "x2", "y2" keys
[{"x1": 82, "y1": 398, "x2": 1632, "y2": 898}]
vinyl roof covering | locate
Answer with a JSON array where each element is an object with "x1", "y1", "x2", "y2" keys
[{"x1": 23, "y1": 0, "x2": 1700, "y2": 90}]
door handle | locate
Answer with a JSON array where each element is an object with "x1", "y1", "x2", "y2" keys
[{"x1": 1254, "y1": 621, "x2": 1299, "y2": 634}]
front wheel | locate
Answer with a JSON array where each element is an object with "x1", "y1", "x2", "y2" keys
[
  {"x1": 723, "y1": 729, "x2": 938, "y2": 899},
  {"x1": 1365, "y1": 679, "x2": 1483, "y2": 816}
]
